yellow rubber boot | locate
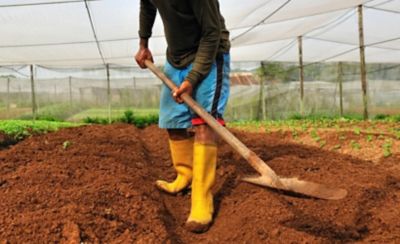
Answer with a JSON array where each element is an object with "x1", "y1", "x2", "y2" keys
[
  {"x1": 156, "y1": 138, "x2": 194, "y2": 194},
  {"x1": 185, "y1": 142, "x2": 217, "y2": 233}
]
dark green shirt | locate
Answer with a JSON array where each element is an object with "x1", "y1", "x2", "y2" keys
[{"x1": 139, "y1": 0, "x2": 230, "y2": 86}]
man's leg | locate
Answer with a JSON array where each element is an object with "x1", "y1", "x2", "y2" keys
[
  {"x1": 185, "y1": 124, "x2": 217, "y2": 233},
  {"x1": 156, "y1": 60, "x2": 194, "y2": 194},
  {"x1": 184, "y1": 53, "x2": 230, "y2": 233},
  {"x1": 156, "y1": 129, "x2": 195, "y2": 194}
]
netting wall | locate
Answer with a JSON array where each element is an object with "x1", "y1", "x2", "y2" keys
[
  {"x1": 0, "y1": 0, "x2": 399, "y2": 121},
  {"x1": 226, "y1": 62, "x2": 400, "y2": 120},
  {"x1": 0, "y1": 66, "x2": 161, "y2": 121},
  {"x1": 1, "y1": 62, "x2": 399, "y2": 121}
]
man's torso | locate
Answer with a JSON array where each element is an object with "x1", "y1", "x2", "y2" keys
[{"x1": 150, "y1": 0, "x2": 230, "y2": 68}]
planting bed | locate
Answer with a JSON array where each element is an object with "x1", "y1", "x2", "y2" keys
[{"x1": 0, "y1": 124, "x2": 399, "y2": 243}]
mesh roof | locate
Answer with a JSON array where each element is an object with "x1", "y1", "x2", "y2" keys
[{"x1": 0, "y1": 0, "x2": 399, "y2": 69}]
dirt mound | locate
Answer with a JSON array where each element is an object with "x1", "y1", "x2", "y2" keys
[{"x1": 0, "y1": 124, "x2": 399, "y2": 243}]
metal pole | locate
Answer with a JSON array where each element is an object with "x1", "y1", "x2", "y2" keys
[
  {"x1": 358, "y1": 5, "x2": 368, "y2": 120},
  {"x1": 338, "y1": 62, "x2": 344, "y2": 117},
  {"x1": 132, "y1": 76, "x2": 136, "y2": 107},
  {"x1": 30, "y1": 65, "x2": 37, "y2": 120},
  {"x1": 69, "y1": 76, "x2": 73, "y2": 106},
  {"x1": 18, "y1": 85, "x2": 22, "y2": 105},
  {"x1": 258, "y1": 62, "x2": 266, "y2": 120},
  {"x1": 6, "y1": 77, "x2": 10, "y2": 113},
  {"x1": 298, "y1": 36, "x2": 305, "y2": 116},
  {"x1": 106, "y1": 64, "x2": 111, "y2": 124}
]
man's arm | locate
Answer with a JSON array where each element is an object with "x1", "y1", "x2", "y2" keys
[
  {"x1": 139, "y1": 0, "x2": 157, "y2": 40},
  {"x1": 186, "y1": 0, "x2": 222, "y2": 86},
  {"x1": 136, "y1": 0, "x2": 157, "y2": 68}
]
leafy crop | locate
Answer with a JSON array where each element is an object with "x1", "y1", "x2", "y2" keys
[{"x1": 0, "y1": 120, "x2": 78, "y2": 140}]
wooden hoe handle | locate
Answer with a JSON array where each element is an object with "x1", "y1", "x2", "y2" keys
[{"x1": 145, "y1": 60, "x2": 280, "y2": 182}]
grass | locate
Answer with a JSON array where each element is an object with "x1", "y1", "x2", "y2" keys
[
  {"x1": 68, "y1": 108, "x2": 159, "y2": 122},
  {"x1": 82, "y1": 110, "x2": 159, "y2": 128},
  {"x1": 229, "y1": 115, "x2": 399, "y2": 132},
  {"x1": 0, "y1": 120, "x2": 79, "y2": 139},
  {"x1": 17, "y1": 103, "x2": 89, "y2": 122}
]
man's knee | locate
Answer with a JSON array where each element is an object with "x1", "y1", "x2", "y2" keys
[
  {"x1": 167, "y1": 129, "x2": 191, "y2": 140},
  {"x1": 194, "y1": 125, "x2": 217, "y2": 145}
]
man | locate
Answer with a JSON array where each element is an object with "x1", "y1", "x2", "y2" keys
[{"x1": 135, "y1": 0, "x2": 230, "y2": 233}]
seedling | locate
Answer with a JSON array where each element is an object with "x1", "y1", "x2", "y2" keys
[
  {"x1": 383, "y1": 139, "x2": 393, "y2": 158},
  {"x1": 291, "y1": 129, "x2": 299, "y2": 139},
  {"x1": 333, "y1": 144, "x2": 341, "y2": 150},
  {"x1": 319, "y1": 140, "x2": 327, "y2": 148},
  {"x1": 310, "y1": 128, "x2": 321, "y2": 142},
  {"x1": 366, "y1": 134, "x2": 373, "y2": 142},
  {"x1": 353, "y1": 127, "x2": 361, "y2": 136},
  {"x1": 350, "y1": 140, "x2": 361, "y2": 150},
  {"x1": 339, "y1": 134, "x2": 346, "y2": 141},
  {"x1": 63, "y1": 140, "x2": 72, "y2": 150},
  {"x1": 395, "y1": 131, "x2": 400, "y2": 140}
]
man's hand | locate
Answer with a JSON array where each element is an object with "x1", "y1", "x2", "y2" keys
[
  {"x1": 135, "y1": 38, "x2": 153, "y2": 68},
  {"x1": 173, "y1": 80, "x2": 193, "y2": 104}
]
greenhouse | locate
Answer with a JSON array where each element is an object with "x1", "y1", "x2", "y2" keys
[{"x1": 0, "y1": 0, "x2": 399, "y2": 243}]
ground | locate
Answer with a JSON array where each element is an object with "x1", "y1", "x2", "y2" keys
[{"x1": 0, "y1": 124, "x2": 399, "y2": 243}]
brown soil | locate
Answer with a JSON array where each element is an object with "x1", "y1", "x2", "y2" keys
[
  {"x1": 0, "y1": 124, "x2": 399, "y2": 243},
  {"x1": 266, "y1": 130, "x2": 400, "y2": 163},
  {"x1": 0, "y1": 132, "x2": 17, "y2": 149}
]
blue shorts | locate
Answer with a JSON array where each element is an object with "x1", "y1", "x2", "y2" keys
[{"x1": 159, "y1": 53, "x2": 230, "y2": 129}]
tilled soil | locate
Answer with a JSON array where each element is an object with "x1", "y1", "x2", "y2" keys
[{"x1": 0, "y1": 124, "x2": 399, "y2": 243}]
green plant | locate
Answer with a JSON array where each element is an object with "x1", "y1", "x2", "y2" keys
[
  {"x1": 289, "y1": 113, "x2": 303, "y2": 120},
  {"x1": 350, "y1": 140, "x2": 361, "y2": 150},
  {"x1": 353, "y1": 127, "x2": 361, "y2": 136},
  {"x1": 319, "y1": 140, "x2": 327, "y2": 148},
  {"x1": 390, "y1": 114, "x2": 400, "y2": 122},
  {"x1": 366, "y1": 134, "x2": 373, "y2": 142},
  {"x1": 63, "y1": 141, "x2": 72, "y2": 150},
  {"x1": 310, "y1": 128, "x2": 320, "y2": 142},
  {"x1": 374, "y1": 114, "x2": 389, "y2": 120},
  {"x1": 120, "y1": 110, "x2": 135, "y2": 124},
  {"x1": 83, "y1": 117, "x2": 109, "y2": 124},
  {"x1": 383, "y1": 139, "x2": 393, "y2": 157},
  {"x1": 291, "y1": 129, "x2": 299, "y2": 139},
  {"x1": 0, "y1": 120, "x2": 77, "y2": 140},
  {"x1": 333, "y1": 144, "x2": 341, "y2": 150}
]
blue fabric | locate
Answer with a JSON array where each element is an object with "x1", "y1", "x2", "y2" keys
[{"x1": 159, "y1": 53, "x2": 230, "y2": 129}]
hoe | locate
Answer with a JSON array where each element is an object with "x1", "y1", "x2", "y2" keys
[{"x1": 146, "y1": 60, "x2": 347, "y2": 200}]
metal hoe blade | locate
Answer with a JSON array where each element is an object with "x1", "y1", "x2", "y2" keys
[{"x1": 242, "y1": 175, "x2": 348, "y2": 200}]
